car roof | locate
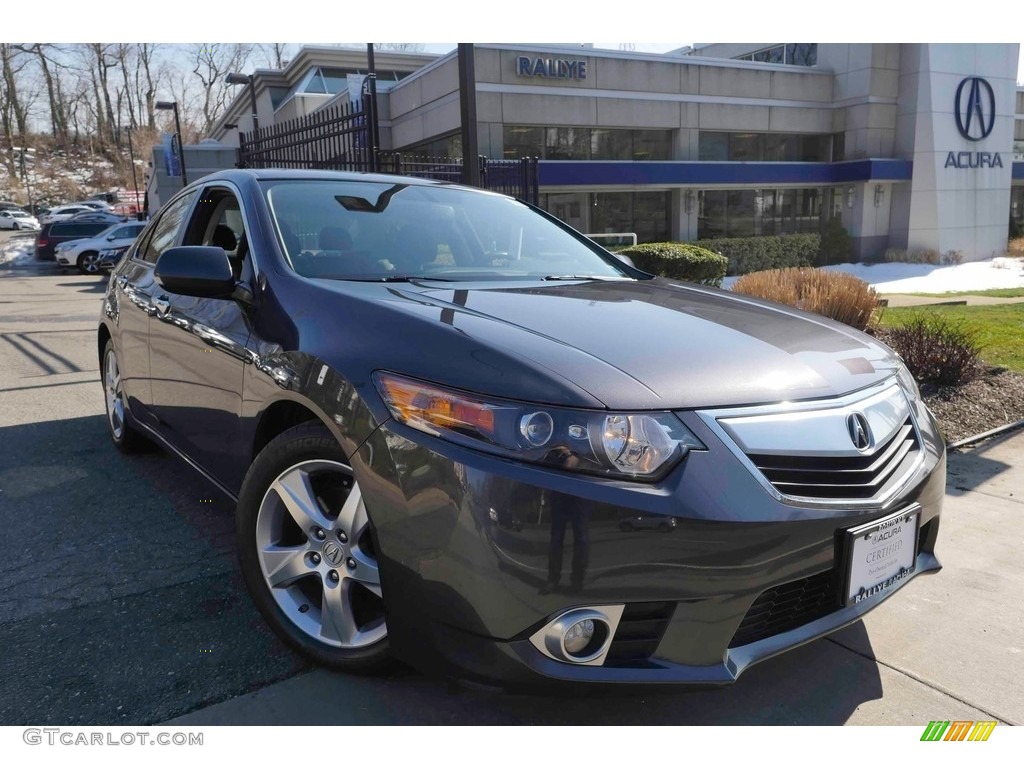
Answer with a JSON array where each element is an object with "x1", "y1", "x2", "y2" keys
[{"x1": 197, "y1": 167, "x2": 497, "y2": 195}]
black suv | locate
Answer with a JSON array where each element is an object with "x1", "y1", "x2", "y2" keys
[{"x1": 35, "y1": 220, "x2": 113, "y2": 261}]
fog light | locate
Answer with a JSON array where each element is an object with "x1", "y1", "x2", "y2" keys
[{"x1": 563, "y1": 619, "x2": 595, "y2": 655}]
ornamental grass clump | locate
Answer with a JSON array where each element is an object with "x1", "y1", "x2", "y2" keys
[{"x1": 732, "y1": 267, "x2": 880, "y2": 331}]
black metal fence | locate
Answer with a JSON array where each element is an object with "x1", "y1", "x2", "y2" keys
[
  {"x1": 238, "y1": 96, "x2": 538, "y2": 204},
  {"x1": 238, "y1": 96, "x2": 375, "y2": 172}
]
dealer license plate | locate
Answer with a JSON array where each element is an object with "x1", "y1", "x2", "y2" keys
[{"x1": 844, "y1": 506, "x2": 919, "y2": 605}]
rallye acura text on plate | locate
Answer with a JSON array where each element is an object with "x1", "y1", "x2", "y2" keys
[{"x1": 98, "y1": 169, "x2": 945, "y2": 687}]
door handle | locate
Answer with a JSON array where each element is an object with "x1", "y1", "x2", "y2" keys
[{"x1": 153, "y1": 295, "x2": 171, "y2": 315}]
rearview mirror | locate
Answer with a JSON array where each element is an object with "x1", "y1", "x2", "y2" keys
[{"x1": 155, "y1": 246, "x2": 235, "y2": 298}]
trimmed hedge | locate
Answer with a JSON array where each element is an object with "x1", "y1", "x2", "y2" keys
[
  {"x1": 694, "y1": 233, "x2": 820, "y2": 276},
  {"x1": 617, "y1": 242, "x2": 727, "y2": 286}
]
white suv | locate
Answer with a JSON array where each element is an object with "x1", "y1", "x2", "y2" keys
[{"x1": 54, "y1": 221, "x2": 147, "y2": 274}]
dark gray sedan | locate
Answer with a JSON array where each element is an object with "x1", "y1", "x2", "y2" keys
[{"x1": 97, "y1": 169, "x2": 944, "y2": 687}]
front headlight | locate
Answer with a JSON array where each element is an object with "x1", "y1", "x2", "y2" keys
[
  {"x1": 895, "y1": 361, "x2": 922, "y2": 402},
  {"x1": 374, "y1": 372, "x2": 705, "y2": 480}
]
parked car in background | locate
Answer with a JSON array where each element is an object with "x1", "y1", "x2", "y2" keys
[
  {"x1": 97, "y1": 243, "x2": 132, "y2": 271},
  {"x1": 34, "y1": 220, "x2": 113, "y2": 261},
  {"x1": 75, "y1": 200, "x2": 114, "y2": 212},
  {"x1": 40, "y1": 205, "x2": 97, "y2": 224},
  {"x1": 98, "y1": 169, "x2": 946, "y2": 688},
  {"x1": 0, "y1": 210, "x2": 40, "y2": 230},
  {"x1": 67, "y1": 211, "x2": 129, "y2": 225},
  {"x1": 54, "y1": 221, "x2": 146, "y2": 274},
  {"x1": 0, "y1": 201, "x2": 27, "y2": 212}
]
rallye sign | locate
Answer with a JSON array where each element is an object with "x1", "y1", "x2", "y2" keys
[{"x1": 516, "y1": 56, "x2": 588, "y2": 80}]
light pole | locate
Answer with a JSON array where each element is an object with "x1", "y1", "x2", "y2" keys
[
  {"x1": 123, "y1": 127, "x2": 141, "y2": 217},
  {"x1": 226, "y1": 72, "x2": 259, "y2": 134},
  {"x1": 155, "y1": 100, "x2": 188, "y2": 186}
]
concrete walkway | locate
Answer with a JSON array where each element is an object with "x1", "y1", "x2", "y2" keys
[
  {"x1": 164, "y1": 430, "x2": 1024, "y2": 726},
  {"x1": 882, "y1": 293, "x2": 1024, "y2": 307}
]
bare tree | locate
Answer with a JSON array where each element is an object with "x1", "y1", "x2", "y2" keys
[
  {"x1": 25, "y1": 44, "x2": 72, "y2": 146},
  {"x1": 375, "y1": 43, "x2": 426, "y2": 52},
  {"x1": 1, "y1": 44, "x2": 31, "y2": 139},
  {"x1": 190, "y1": 43, "x2": 255, "y2": 136},
  {"x1": 260, "y1": 43, "x2": 294, "y2": 69},
  {"x1": 137, "y1": 43, "x2": 160, "y2": 130}
]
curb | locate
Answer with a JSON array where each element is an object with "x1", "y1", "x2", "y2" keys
[{"x1": 947, "y1": 418, "x2": 1024, "y2": 450}]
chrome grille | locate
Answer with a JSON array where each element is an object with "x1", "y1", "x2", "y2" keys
[{"x1": 747, "y1": 417, "x2": 919, "y2": 500}]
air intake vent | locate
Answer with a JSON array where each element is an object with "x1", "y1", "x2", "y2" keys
[
  {"x1": 747, "y1": 418, "x2": 919, "y2": 501},
  {"x1": 729, "y1": 569, "x2": 840, "y2": 648},
  {"x1": 604, "y1": 601, "x2": 674, "y2": 667}
]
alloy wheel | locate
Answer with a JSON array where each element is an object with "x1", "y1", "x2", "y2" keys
[
  {"x1": 79, "y1": 252, "x2": 101, "y2": 274},
  {"x1": 255, "y1": 459, "x2": 386, "y2": 649},
  {"x1": 104, "y1": 348, "x2": 125, "y2": 440}
]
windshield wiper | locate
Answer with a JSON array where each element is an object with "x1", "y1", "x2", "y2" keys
[
  {"x1": 344, "y1": 275, "x2": 460, "y2": 283},
  {"x1": 541, "y1": 274, "x2": 632, "y2": 281}
]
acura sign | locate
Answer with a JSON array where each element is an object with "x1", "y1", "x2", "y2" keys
[
  {"x1": 954, "y1": 77, "x2": 995, "y2": 141},
  {"x1": 945, "y1": 76, "x2": 1002, "y2": 169}
]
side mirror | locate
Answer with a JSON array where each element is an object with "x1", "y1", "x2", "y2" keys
[
  {"x1": 155, "y1": 246, "x2": 235, "y2": 298},
  {"x1": 107, "y1": 235, "x2": 116, "y2": 240}
]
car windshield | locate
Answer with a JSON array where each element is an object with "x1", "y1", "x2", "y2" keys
[{"x1": 263, "y1": 179, "x2": 635, "y2": 282}]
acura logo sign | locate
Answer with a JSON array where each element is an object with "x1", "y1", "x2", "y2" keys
[
  {"x1": 847, "y1": 412, "x2": 873, "y2": 452},
  {"x1": 954, "y1": 77, "x2": 995, "y2": 141}
]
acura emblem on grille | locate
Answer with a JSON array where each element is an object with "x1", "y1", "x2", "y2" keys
[{"x1": 847, "y1": 412, "x2": 873, "y2": 451}]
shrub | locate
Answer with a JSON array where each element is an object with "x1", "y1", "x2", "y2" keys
[
  {"x1": 883, "y1": 248, "x2": 908, "y2": 263},
  {"x1": 618, "y1": 242, "x2": 727, "y2": 286},
  {"x1": 883, "y1": 315, "x2": 981, "y2": 387},
  {"x1": 910, "y1": 249, "x2": 941, "y2": 265},
  {"x1": 941, "y1": 250, "x2": 964, "y2": 266},
  {"x1": 693, "y1": 233, "x2": 820, "y2": 276},
  {"x1": 1007, "y1": 237, "x2": 1024, "y2": 256},
  {"x1": 732, "y1": 267, "x2": 880, "y2": 331},
  {"x1": 818, "y1": 217, "x2": 853, "y2": 266}
]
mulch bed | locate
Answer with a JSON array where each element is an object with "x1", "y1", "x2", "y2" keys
[{"x1": 921, "y1": 367, "x2": 1024, "y2": 444}]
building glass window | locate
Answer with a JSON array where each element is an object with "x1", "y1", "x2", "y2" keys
[
  {"x1": 698, "y1": 187, "x2": 824, "y2": 239},
  {"x1": 591, "y1": 191, "x2": 669, "y2": 243},
  {"x1": 699, "y1": 131, "x2": 832, "y2": 162},
  {"x1": 504, "y1": 127, "x2": 672, "y2": 161},
  {"x1": 591, "y1": 129, "x2": 632, "y2": 160},
  {"x1": 736, "y1": 44, "x2": 817, "y2": 67},
  {"x1": 786, "y1": 44, "x2": 818, "y2": 67},
  {"x1": 545, "y1": 128, "x2": 590, "y2": 160},
  {"x1": 503, "y1": 126, "x2": 545, "y2": 159},
  {"x1": 402, "y1": 133, "x2": 462, "y2": 159},
  {"x1": 698, "y1": 132, "x2": 729, "y2": 161},
  {"x1": 633, "y1": 130, "x2": 671, "y2": 160}
]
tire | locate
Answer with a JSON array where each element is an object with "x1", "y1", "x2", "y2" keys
[
  {"x1": 237, "y1": 422, "x2": 390, "y2": 672},
  {"x1": 77, "y1": 251, "x2": 101, "y2": 275},
  {"x1": 12, "y1": 223, "x2": 19, "y2": 231},
  {"x1": 101, "y1": 340, "x2": 147, "y2": 453}
]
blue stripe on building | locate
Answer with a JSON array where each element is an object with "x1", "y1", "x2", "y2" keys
[{"x1": 538, "y1": 160, "x2": 915, "y2": 187}]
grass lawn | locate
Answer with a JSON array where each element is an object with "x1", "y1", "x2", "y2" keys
[
  {"x1": 897, "y1": 288, "x2": 1024, "y2": 299},
  {"x1": 879, "y1": 304, "x2": 1024, "y2": 373}
]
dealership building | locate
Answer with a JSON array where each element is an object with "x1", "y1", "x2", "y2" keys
[{"x1": 193, "y1": 43, "x2": 1024, "y2": 261}]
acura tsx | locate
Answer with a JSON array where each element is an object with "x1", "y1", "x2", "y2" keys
[{"x1": 97, "y1": 169, "x2": 945, "y2": 687}]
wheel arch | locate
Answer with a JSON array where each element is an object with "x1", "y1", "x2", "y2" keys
[
  {"x1": 251, "y1": 397, "x2": 344, "y2": 463},
  {"x1": 97, "y1": 323, "x2": 112, "y2": 369}
]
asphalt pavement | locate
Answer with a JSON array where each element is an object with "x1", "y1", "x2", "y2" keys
[{"x1": 1, "y1": 246, "x2": 1021, "y2": 725}]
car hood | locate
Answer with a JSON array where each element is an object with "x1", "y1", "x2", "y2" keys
[{"x1": 367, "y1": 278, "x2": 899, "y2": 410}]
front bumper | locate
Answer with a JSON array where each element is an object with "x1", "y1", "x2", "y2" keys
[{"x1": 353, "y1": 395, "x2": 946, "y2": 688}]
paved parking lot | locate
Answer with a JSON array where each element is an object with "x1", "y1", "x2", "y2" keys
[{"x1": 1, "y1": 246, "x2": 1021, "y2": 726}]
